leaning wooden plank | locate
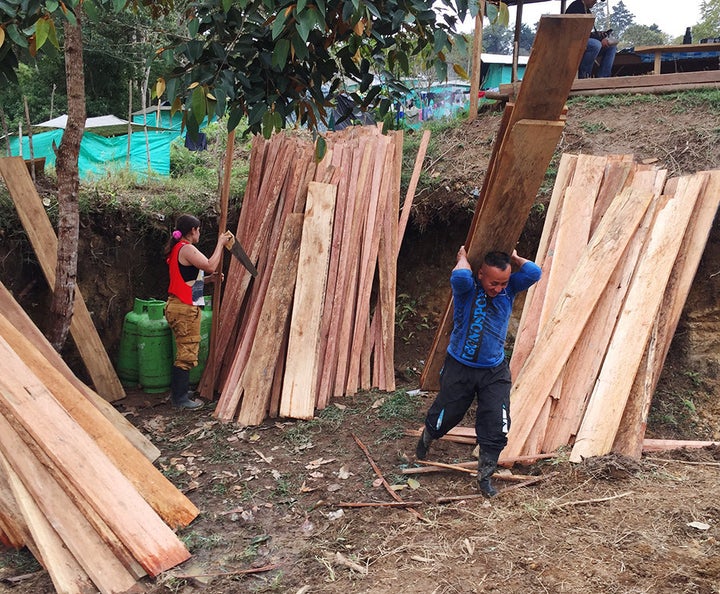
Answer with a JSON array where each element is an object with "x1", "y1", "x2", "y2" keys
[
  {"x1": 216, "y1": 142, "x2": 294, "y2": 400},
  {"x1": 509, "y1": 15, "x2": 595, "y2": 124},
  {"x1": 0, "y1": 157, "x2": 124, "y2": 401},
  {"x1": 314, "y1": 142, "x2": 351, "y2": 407},
  {"x1": 614, "y1": 171, "x2": 720, "y2": 457},
  {"x1": 0, "y1": 282, "x2": 159, "y2": 462},
  {"x1": 502, "y1": 186, "x2": 655, "y2": 459},
  {"x1": 421, "y1": 120, "x2": 566, "y2": 389},
  {"x1": 347, "y1": 137, "x2": 392, "y2": 394},
  {"x1": 235, "y1": 215, "x2": 304, "y2": 426},
  {"x1": 215, "y1": 143, "x2": 304, "y2": 419},
  {"x1": 199, "y1": 135, "x2": 268, "y2": 398},
  {"x1": 510, "y1": 153, "x2": 577, "y2": 379},
  {"x1": 523, "y1": 158, "x2": 606, "y2": 453},
  {"x1": 570, "y1": 174, "x2": 706, "y2": 462},
  {"x1": 0, "y1": 423, "x2": 139, "y2": 593},
  {"x1": 0, "y1": 313, "x2": 198, "y2": 529},
  {"x1": 280, "y1": 182, "x2": 337, "y2": 419},
  {"x1": 333, "y1": 139, "x2": 376, "y2": 397},
  {"x1": 0, "y1": 338, "x2": 191, "y2": 577},
  {"x1": 541, "y1": 169, "x2": 665, "y2": 453}
]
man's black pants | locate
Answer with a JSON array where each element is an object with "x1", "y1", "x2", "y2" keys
[{"x1": 423, "y1": 354, "x2": 511, "y2": 460}]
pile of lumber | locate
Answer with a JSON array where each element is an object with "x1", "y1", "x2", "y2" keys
[
  {"x1": 200, "y1": 126, "x2": 430, "y2": 425},
  {"x1": 504, "y1": 154, "x2": 720, "y2": 462},
  {"x1": 0, "y1": 282, "x2": 198, "y2": 593}
]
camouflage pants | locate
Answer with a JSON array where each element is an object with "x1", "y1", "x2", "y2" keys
[{"x1": 165, "y1": 295, "x2": 201, "y2": 370}]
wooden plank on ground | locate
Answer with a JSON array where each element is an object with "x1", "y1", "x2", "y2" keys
[
  {"x1": 502, "y1": 186, "x2": 655, "y2": 459},
  {"x1": 570, "y1": 174, "x2": 706, "y2": 462},
  {"x1": 0, "y1": 312, "x2": 198, "y2": 529},
  {"x1": 0, "y1": 422, "x2": 140, "y2": 593},
  {"x1": 0, "y1": 282, "x2": 160, "y2": 462},
  {"x1": 0, "y1": 157, "x2": 125, "y2": 401},
  {"x1": 280, "y1": 183, "x2": 337, "y2": 419},
  {"x1": 235, "y1": 215, "x2": 304, "y2": 426},
  {"x1": 0, "y1": 337, "x2": 191, "y2": 577},
  {"x1": 614, "y1": 171, "x2": 720, "y2": 457}
]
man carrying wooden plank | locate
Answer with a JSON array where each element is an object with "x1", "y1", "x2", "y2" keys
[{"x1": 416, "y1": 246, "x2": 541, "y2": 497}]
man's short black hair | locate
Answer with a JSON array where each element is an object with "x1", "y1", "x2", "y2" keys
[{"x1": 484, "y1": 251, "x2": 511, "y2": 270}]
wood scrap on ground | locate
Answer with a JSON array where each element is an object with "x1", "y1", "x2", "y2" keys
[{"x1": 0, "y1": 288, "x2": 199, "y2": 593}]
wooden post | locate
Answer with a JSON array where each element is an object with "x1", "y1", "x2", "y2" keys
[
  {"x1": 512, "y1": 1, "x2": 523, "y2": 82},
  {"x1": 468, "y1": 3, "x2": 484, "y2": 122}
]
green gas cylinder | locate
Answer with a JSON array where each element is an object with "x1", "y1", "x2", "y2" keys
[
  {"x1": 189, "y1": 296, "x2": 213, "y2": 386},
  {"x1": 116, "y1": 298, "x2": 149, "y2": 388},
  {"x1": 137, "y1": 299, "x2": 173, "y2": 393}
]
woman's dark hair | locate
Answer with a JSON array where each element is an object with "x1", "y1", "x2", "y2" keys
[
  {"x1": 163, "y1": 214, "x2": 201, "y2": 257},
  {"x1": 484, "y1": 251, "x2": 511, "y2": 270}
]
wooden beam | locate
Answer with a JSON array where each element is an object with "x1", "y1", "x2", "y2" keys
[
  {"x1": 280, "y1": 182, "x2": 337, "y2": 419},
  {"x1": 0, "y1": 157, "x2": 125, "y2": 401}
]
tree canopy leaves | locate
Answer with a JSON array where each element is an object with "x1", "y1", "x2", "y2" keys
[{"x1": 160, "y1": 0, "x2": 473, "y2": 136}]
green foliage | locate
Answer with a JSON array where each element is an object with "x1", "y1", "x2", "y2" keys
[
  {"x1": 580, "y1": 121, "x2": 611, "y2": 134},
  {"x1": 608, "y1": 0, "x2": 635, "y2": 37},
  {"x1": 620, "y1": 23, "x2": 669, "y2": 48},
  {"x1": 160, "y1": 0, "x2": 472, "y2": 137}
]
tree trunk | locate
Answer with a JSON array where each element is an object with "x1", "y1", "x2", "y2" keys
[{"x1": 48, "y1": 14, "x2": 86, "y2": 350}]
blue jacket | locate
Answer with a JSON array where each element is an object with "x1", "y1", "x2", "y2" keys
[{"x1": 447, "y1": 262, "x2": 541, "y2": 368}]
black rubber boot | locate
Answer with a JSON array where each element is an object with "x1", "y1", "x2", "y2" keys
[
  {"x1": 477, "y1": 450, "x2": 499, "y2": 498},
  {"x1": 416, "y1": 428, "x2": 433, "y2": 460},
  {"x1": 170, "y1": 366, "x2": 204, "y2": 410}
]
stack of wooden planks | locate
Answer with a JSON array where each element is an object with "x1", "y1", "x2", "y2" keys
[
  {"x1": 504, "y1": 154, "x2": 720, "y2": 462},
  {"x1": 0, "y1": 282, "x2": 199, "y2": 592},
  {"x1": 202, "y1": 125, "x2": 430, "y2": 425}
]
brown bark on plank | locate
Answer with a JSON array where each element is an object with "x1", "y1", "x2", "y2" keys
[
  {"x1": 570, "y1": 174, "x2": 705, "y2": 462},
  {"x1": 346, "y1": 136, "x2": 392, "y2": 394},
  {"x1": 0, "y1": 281, "x2": 159, "y2": 462},
  {"x1": 235, "y1": 215, "x2": 304, "y2": 426},
  {"x1": 0, "y1": 312, "x2": 198, "y2": 528},
  {"x1": 614, "y1": 171, "x2": 720, "y2": 457},
  {"x1": 0, "y1": 337, "x2": 190, "y2": 577},
  {"x1": 280, "y1": 182, "x2": 337, "y2": 419},
  {"x1": 0, "y1": 424, "x2": 140, "y2": 592},
  {"x1": 503, "y1": 186, "x2": 655, "y2": 460},
  {"x1": 0, "y1": 157, "x2": 125, "y2": 401},
  {"x1": 333, "y1": 138, "x2": 377, "y2": 397}
]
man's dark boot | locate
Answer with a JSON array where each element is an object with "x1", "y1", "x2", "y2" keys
[
  {"x1": 477, "y1": 450, "x2": 499, "y2": 498},
  {"x1": 170, "y1": 366, "x2": 204, "y2": 410},
  {"x1": 416, "y1": 428, "x2": 433, "y2": 460}
]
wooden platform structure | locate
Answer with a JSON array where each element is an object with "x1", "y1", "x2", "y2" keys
[{"x1": 493, "y1": 69, "x2": 720, "y2": 101}]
